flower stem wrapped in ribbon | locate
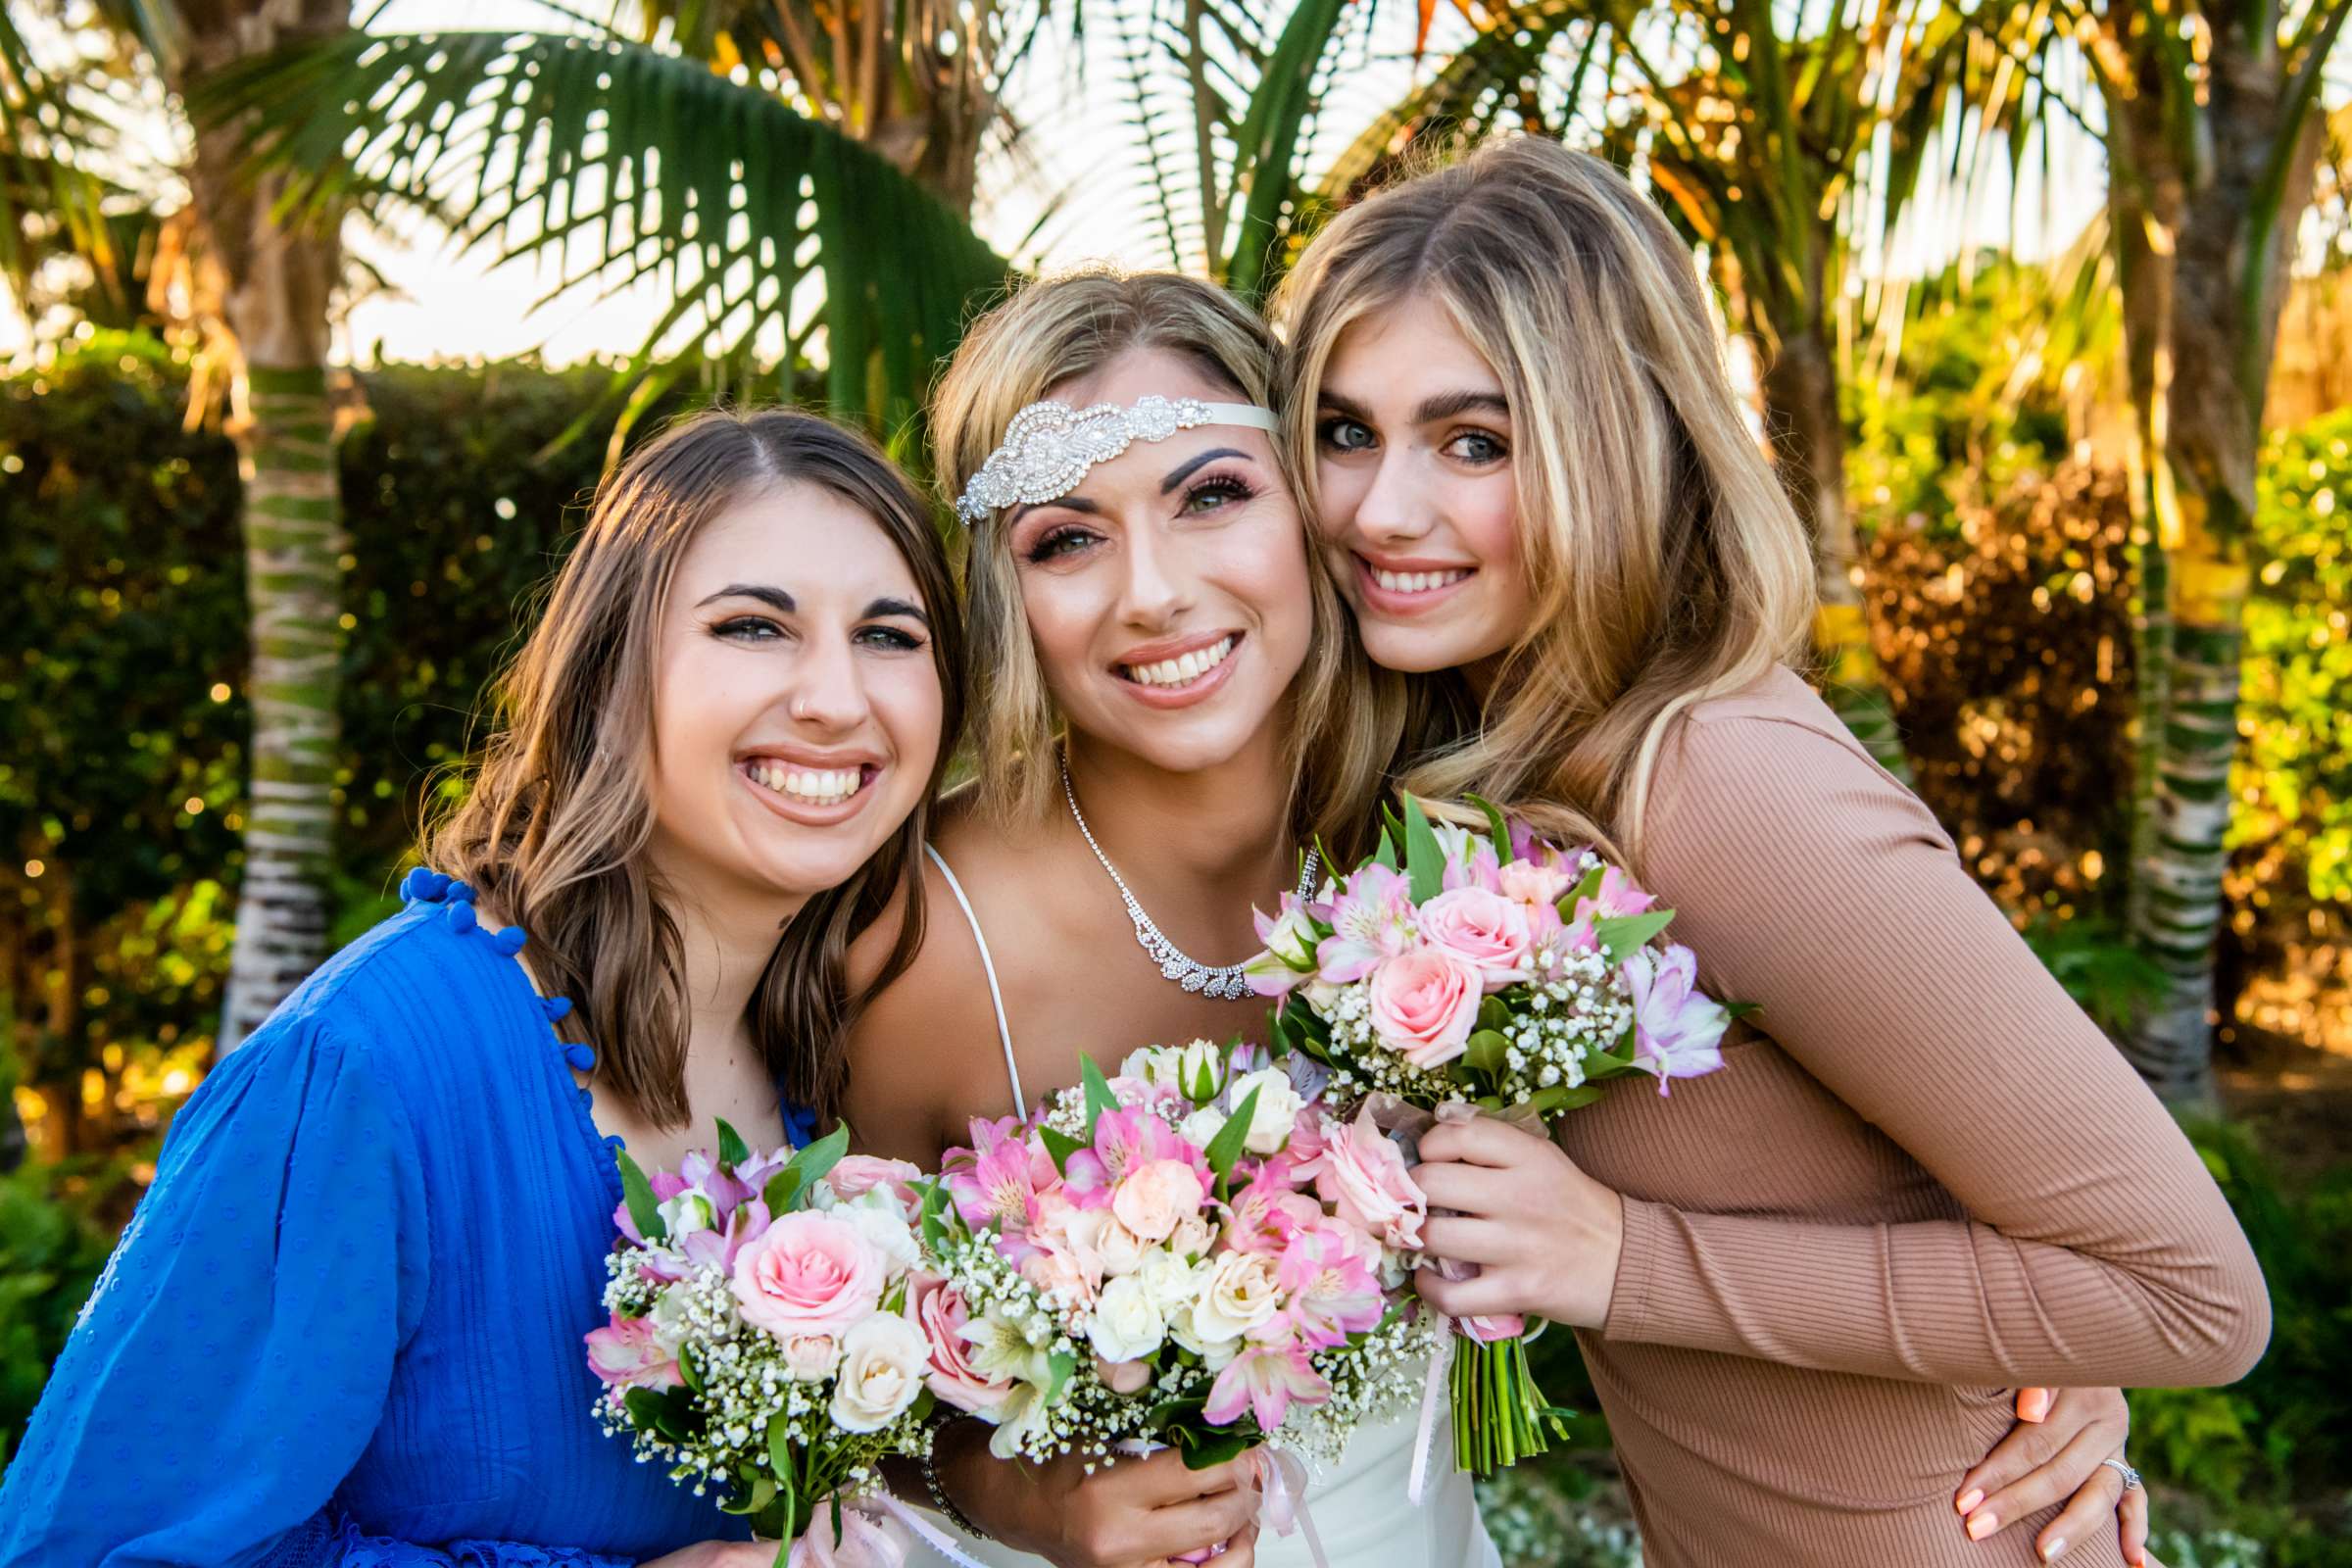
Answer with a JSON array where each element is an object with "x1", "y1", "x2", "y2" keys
[
  {"x1": 1245, "y1": 796, "x2": 1747, "y2": 1478},
  {"x1": 589, "y1": 1121, "x2": 936, "y2": 1565}
]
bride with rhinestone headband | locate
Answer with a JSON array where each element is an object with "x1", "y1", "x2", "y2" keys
[{"x1": 841, "y1": 270, "x2": 1479, "y2": 1568}]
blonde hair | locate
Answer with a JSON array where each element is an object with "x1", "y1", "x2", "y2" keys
[
  {"x1": 931, "y1": 268, "x2": 1399, "y2": 848},
  {"x1": 1273, "y1": 138, "x2": 1815, "y2": 863},
  {"x1": 430, "y1": 408, "x2": 966, "y2": 1128}
]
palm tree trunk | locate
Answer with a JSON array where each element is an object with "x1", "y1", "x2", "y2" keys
[
  {"x1": 2108, "y1": 29, "x2": 2321, "y2": 1102},
  {"x1": 218, "y1": 361, "x2": 343, "y2": 1051},
  {"x1": 189, "y1": 0, "x2": 351, "y2": 1052},
  {"x1": 1760, "y1": 317, "x2": 1914, "y2": 784}
]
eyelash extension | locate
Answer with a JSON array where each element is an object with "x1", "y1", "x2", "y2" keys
[
  {"x1": 1024, "y1": 524, "x2": 1098, "y2": 564},
  {"x1": 1184, "y1": 472, "x2": 1257, "y2": 511},
  {"x1": 858, "y1": 626, "x2": 926, "y2": 652},
  {"x1": 711, "y1": 615, "x2": 781, "y2": 641}
]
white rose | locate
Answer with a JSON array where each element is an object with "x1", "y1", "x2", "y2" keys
[
  {"x1": 1168, "y1": 1295, "x2": 1241, "y2": 1370},
  {"x1": 781, "y1": 1333, "x2": 840, "y2": 1382},
  {"x1": 1119, "y1": 1045, "x2": 1180, "y2": 1084},
  {"x1": 1086, "y1": 1273, "x2": 1167, "y2": 1364},
  {"x1": 1097, "y1": 1218, "x2": 1152, "y2": 1278},
  {"x1": 837, "y1": 1192, "x2": 921, "y2": 1277},
  {"x1": 1136, "y1": 1249, "x2": 1201, "y2": 1314},
  {"x1": 1179, "y1": 1106, "x2": 1228, "y2": 1150},
  {"x1": 1173, "y1": 1039, "x2": 1226, "y2": 1101},
  {"x1": 1226, "y1": 1067, "x2": 1303, "y2": 1156},
  {"x1": 828, "y1": 1313, "x2": 930, "y2": 1432},
  {"x1": 1167, "y1": 1211, "x2": 1214, "y2": 1261},
  {"x1": 1189, "y1": 1250, "x2": 1282, "y2": 1344}
]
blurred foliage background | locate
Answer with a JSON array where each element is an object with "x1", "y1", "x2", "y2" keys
[{"x1": 5, "y1": 0, "x2": 2352, "y2": 1560}]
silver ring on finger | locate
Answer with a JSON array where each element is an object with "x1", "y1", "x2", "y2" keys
[{"x1": 2101, "y1": 1456, "x2": 2143, "y2": 1493}]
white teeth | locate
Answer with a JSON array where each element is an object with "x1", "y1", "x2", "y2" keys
[
  {"x1": 1371, "y1": 565, "x2": 1472, "y2": 594},
  {"x1": 749, "y1": 762, "x2": 863, "y2": 804},
  {"x1": 1122, "y1": 635, "x2": 1237, "y2": 689}
]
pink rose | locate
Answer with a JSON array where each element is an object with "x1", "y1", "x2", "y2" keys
[
  {"x1": 1094, "y1": 1354, "x2": 1152, "y2": 1394},
  {"x1": 731, "y1": 1211, "x2": 888, "y2": 1342},
  {"x1": 824, "y1": 1155, "x2": 923, "y2": 1214},
  {"x1": 1365, "y1": 946, "x2": 1484, "y2": 1068},
  {"x1": 1416, "y1": 886, "x2": 1533, "y2": 991},
  {"x1": 583, "y1": 1311, "x2": 681, "y2": 1401},
  {"x1": 1313, "y1": 1106, "x2": 1427, "y2": 1251},
  {"x1": 1496, "y1": 858, "x2": 1571, "y2": 912},
  {"x1": 1111, "y1": 1158, "x2": 1210, "y2": 1245},
  {"x1": 782, "y1": 1333, "x2": 842, "y2": 1382},
  {"x1": 909, "y1": 1273, "x2": 1016, "y2": 1417}
]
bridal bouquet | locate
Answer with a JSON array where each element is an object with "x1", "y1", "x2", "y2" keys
[
  {"x1": 588, "y1": 1123, "x2": 933, "y2": 1566},
  {"x1": 915, "y1": 1041, "x2": 1436, "y2": 1487},
  {"x1": 1244, "y1": 796, "x2": 1738, "y2": 1477}
]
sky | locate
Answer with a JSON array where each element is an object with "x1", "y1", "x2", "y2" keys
[{"x1": 6, "y1": 0, "x2": 2112, "y2": 368}]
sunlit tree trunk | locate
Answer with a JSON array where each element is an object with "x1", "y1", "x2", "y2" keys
[
  {"x1": 1757, "y1": 248, "x2": 1913, "y2": 784},
  {"x1": 180, "y1": 0, "x2": 351, "y2": 1052},
  {"x1": 2103, "y1": 14, "x2": 2326, "y2": 1102}
]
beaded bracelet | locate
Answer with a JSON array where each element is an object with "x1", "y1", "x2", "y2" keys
[{"x1": 920, "y1": 1419, "x2": 994, "y2": 1543}]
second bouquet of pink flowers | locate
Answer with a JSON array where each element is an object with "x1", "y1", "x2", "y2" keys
[
  {"x1": 915, "y1": 1041, "x2": 1437, "y2": 1496},
  {"x1": 1244, "y1": 795, "x2": 1742, "y2": 1478}
]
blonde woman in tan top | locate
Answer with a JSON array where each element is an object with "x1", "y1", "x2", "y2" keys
[{"x1": 1272, "y1": 139, "x2": 2270, "y2": 1567}]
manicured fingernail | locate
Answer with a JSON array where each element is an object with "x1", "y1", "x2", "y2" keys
[
  {"x1": 2020, "y1": 1389, "x2": 2052, "y2": 1422},
  {"x1": 1956, "y1": 1489, "x2": 1984, "y2": 1514},
  {"x1": 2042, "y1": 1538, "x2": 2067, "y2": 1562},
  {"x1": 1967, "y1": 1512, "x2": 1998, "y2": 1542}
]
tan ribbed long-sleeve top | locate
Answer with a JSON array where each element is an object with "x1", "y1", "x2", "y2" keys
[{"x1": 1553, "y1": 666, "x2": 2269, "y2": 1567}]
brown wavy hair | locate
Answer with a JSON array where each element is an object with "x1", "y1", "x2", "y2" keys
[{"x1": 427, "y1": 407, "x2": 965, "y2": 1128}]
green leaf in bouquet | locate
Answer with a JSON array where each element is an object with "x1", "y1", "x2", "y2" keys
[
  {"x1": 767, "y1": 1410, "x2": 798, "y2": 1488},
  {"x1": 919, "y1": 1177, "x2": 952, "y2": 1250},
  {"x1": 1040, "y1": 1125, "x2": 1087, "y2": 1176},
  {"x1": 625, "y1": 1384, "x2": 697, "y2": 1445},
  {"x1": 1562, "y1": 863, "x2": 1604, "y2": 914},
  {"x1": 679, "y1": 1343, "x2": 706, "y2": 1396},
  {"x1": 714, "y1": 1117, "x2": 752, "y2": 1169},
  {"x1": 1593, "y1": 910, "x2": 1674, "y2": 958},
  {"x1": 1477, "y1": 996, "x2": 1510, "y2": 1031},
  {"x1": 1080, "y1": 1054, "x2": 1118, "y2": 1132},
  {"x1": 1376, "y1": 805, "x2": 1403, "y2": 869},
  {"x1": 1724, "y1": 999, "x2": 1762, "y2": 1021},
  {"x1": 1178, "y1": 1426, "x2": 1251, "y2": 1470},
  {"x1": 1045, "y1": 1348, "x2": 1077, "y2": 1403},
  {"x1": 1527, "y1": 1083, "x2": 1605, "y2": 1115},
  {"x1": 1203, "y1": 1085, "x2": 1261, "y2": 1184},
  {"x1": 1463, "y1": 1028, "x2": 1509, "y2": 1076},
  {"x1": 1472, "y1": 793, "x2": 1513, "y2": 861},
  {"x1": 615, "y1": 1149, "x2": 667, "y2": 1243},
  {"x1": 763, "y1": 1124, "x2": 850, "y2": 1214},
  {"x1": 1401, "y1": 796, "x2": 1446, "y2": 904}
]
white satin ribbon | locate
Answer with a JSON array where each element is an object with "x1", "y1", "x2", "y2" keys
[
  {"x1": 871, "y1": 1493, "x2": 1002, "y2": 1568},
  {"x1": 1405, "y1": 1316, "x2": 1455, "y2": 1507}
]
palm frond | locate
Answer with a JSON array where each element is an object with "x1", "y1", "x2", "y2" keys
[
  {"x1": 191, "y1": 28, "x2": 1011, "y2": 436},
  {"x1": 0, "y1": 10, "x2": 128, "y2": 297}
]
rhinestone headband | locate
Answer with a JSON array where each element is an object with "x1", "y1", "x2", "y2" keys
[{"x1": 955, "y1": 394, "x2": 1280, "y2": 525}]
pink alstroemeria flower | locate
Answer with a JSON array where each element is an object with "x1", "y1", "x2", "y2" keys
[
  {"x1": 1315, "y1": 864, "x2": 1416, "y2": 984},
  {"x1": 943, "y1": 1115, "x2": 1054, "y2": 1238},
  {"x1": 1203, "y1": 1344, "x2": 1331, "y2": 1432},
  {"x1": 680, "y1": 1197, "x2": 773, "y2": 1274},
  {"x1": 1063, "y1": 1106, "x2": 1203, "y2": 1207},
  {"x1": 1623, "y1": 944, "x2": 1731, "y2": 1094},
  {"x1": 1273, "y1": 1223, "x2": 1384, "y2": 1350},
  {"x1": 584, "y1": 1311, "x2": 682, "y2": 1404},
  {"x1": 1222, "y1": 1166, "x2": 1323, "y2": 1257}
]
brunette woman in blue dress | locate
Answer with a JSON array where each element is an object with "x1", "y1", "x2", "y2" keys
[{"x1": 0, "y1": 408, "x2": 963, "y2": 1568}]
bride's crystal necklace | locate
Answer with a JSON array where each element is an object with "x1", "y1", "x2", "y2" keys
[{"x1": 1060, "y1": 751, "x2": 1320, "y2": 1002}]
